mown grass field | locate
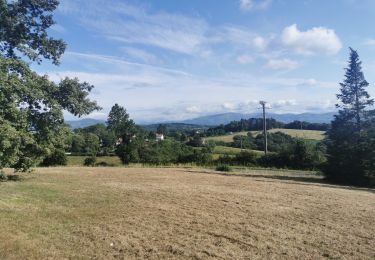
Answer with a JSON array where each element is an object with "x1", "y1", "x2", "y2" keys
[
  {"x1": 0, "y1": 167, "x2": 374, "y2": 259},
  {"x1": 206, "y1": 128, "x2": 326, "y2": 143}
]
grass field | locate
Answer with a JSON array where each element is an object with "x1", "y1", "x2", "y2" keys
[
  {"x1": 206, "y1": 128, "x2": 326, "y2": 143},
  {"x1": 212, "y1": 145, "x2": 264, "y2": 159},
  {"x1": 0, "y1": 167, "x2": 374, "y2": 259}
]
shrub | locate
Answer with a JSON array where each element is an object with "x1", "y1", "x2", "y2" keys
[
  {"x1": 235, "y1": 151, "x2": 258, "y2": 166},
  {"x1": 216, "y1": 164, "x2": 232, "y2": 172},
  {"x1": 95, "y1": 161, "x2": 114, "y2": 167},
  {"x1": 84, "y1": 156, "x2": 97, "y2": 166},
  {"x1": 40, "y1": 150, "x2": 67, "y2": 166},
  {"x1": 216, "y1": 154, "x2": 233, "y2": 165}
]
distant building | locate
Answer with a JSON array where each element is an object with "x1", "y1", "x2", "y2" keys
[
  {"x1": 116, "y1": 138, "x2": 123, "y2": 146},
  {"x1": 155, "y1": 133, "x2": 164, "y2": 141}
]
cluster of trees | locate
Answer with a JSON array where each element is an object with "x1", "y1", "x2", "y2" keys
[
  {"x1": 205, "y1": 118, "x2": 283, "y2": 136},
  {"x1": 218, "y1": 139, "x2": 325, "y2": 170},
  {"x1": 231, "y1": 132, "x2": 297, "y2": 152},
  {"x1": 284, "y1": 121, "x2": 329, "y2": 131}
]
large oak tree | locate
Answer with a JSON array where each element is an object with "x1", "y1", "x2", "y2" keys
[{"x1": 0, "y1": 0, "x2": 100, "y2": 171}]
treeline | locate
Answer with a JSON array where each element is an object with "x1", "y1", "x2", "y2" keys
[
  {"x1": 205, "y1": 118, "x2": 329, "y2": 136},
  {"x1": 218, "y1": 139, "x2": 325, "y2": 170}
]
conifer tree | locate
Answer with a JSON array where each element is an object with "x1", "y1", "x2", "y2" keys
[{"x1": 324, "y1": 48, "x2": 375, "y2": 186}]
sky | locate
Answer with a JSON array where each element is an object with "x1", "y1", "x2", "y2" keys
[{"x1": 38, "y1": 0, "x2": 375, "y2": 123}]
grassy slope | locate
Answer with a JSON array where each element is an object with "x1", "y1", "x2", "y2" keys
[
  {"x1": 206, "y1": 128, "x2": 325, "y2": 143},
  {"x1": 0, "y1": 167, "x2": 374, "y2": 259}
]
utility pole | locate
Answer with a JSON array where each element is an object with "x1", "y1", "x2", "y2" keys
[{"x1": 259, "y1": 101, "x2": 268, "y2": 155}]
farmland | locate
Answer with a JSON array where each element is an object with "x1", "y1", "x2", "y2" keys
[
  {"x1": 0, "y1": 167, "x2": 373, "y2": 259},
  {"x1": 206, "y1": 128, "x2": 326, "y2": 143}
]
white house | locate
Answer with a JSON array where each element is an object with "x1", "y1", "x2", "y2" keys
[{"x1": 155, "y1": 133, "x2": 164, "y2": 141}]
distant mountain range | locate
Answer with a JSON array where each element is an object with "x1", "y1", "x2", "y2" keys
[
  {"x1": 66, "y1": 118, "x2": 105, "y2": 129},
  {"x1": 66, "y1": 112, "x2": 336, "y2": 129},
  {"x1": 181, "y1": 112, "x2": 336, "y2": 126}
]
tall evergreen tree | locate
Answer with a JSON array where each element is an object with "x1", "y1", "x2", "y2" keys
[
  {"x1": 336, "y1": 48, "x2": 374, "y2": 129},
  {"x1": 324, "y1": 48, "x2": 375, "y2": 186}
]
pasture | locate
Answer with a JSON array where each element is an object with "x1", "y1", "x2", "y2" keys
[
  {"x1": 206, "y1": 128, "x2": 325, "y2": 143},
  {"x1": 0, "y1": 167, "x2": 373, "y2": 259}
]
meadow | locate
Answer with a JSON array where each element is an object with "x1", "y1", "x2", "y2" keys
[
  {"x1": 206, "y1": 128, "x2": 326, "y2": 143},
  {"x1": 0, "y1": 167, "x2": 373, "y2": 259}
]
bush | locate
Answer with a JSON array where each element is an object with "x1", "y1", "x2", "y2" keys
[
  {"x1": 216, "y1": 154, "x2": 233, "y2": 165},
  {"x1": 40, "y1": 150, "x2": 67, "y2": 166},
  {"x1": 235, "y1": 151, "x2": 258, "y2": 166},
  {"x1": 216, "y1": 164, "x2": 232, "y2": 172},
  {"x1": 84, "y1": 156, "x2": 97, "y2": 166},
  {"x1": 0, "y1": 171, "x2": 7, "y2": 182},
  {"x1": 95, "y1": 161, "x2": 114, "y2": 167}
]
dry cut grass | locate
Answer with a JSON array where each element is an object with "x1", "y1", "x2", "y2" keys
[{"x1": 0, "y1": 167, "x2": 374, "y2": 259}]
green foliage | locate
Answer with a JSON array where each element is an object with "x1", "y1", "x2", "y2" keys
[
  {"x1": 0, "y1": 1, "x2": 100, "y2": 172},
  {"x1": 84, "y1": 156, "x2": 97, "y2": 167},
  {"x1": 215, "y1": 165, "x2": 232, "y2": 172},
  {"x1": 107, "y1": 104, "x2": 136, "y2": 138},
  {"x1": 186, "y1": 134, "x2": 205, "y2": 147},
  {"x1": 40, "y1": 149, "x2": 67, "y2": 167},
  {"x1": 255, "y1": 132, "x2": 295, "y2": 152},
  {"x1": 156, "y1": 124, "x2": 168, "y2": 135},
  {"x1": 84, "y1": 133, "x2": 100, "y2": 156},
  {"x1": 206, "y1": 118, "x2": 283, "y2": 136},
  {"x1": 232, "y1": 133, "x2": 255, "y2": 149},
  {"x1": 0, "y1": 0, "x2": 66, "y2": 65},
  {"x1": 324, "y1": 48, "x2": 375, "y2": 186},
  {"x1": 257, "y1": 140, "x2": 325, "y2": 170},
  {"x1": 234, "y1": 151, "x2": 258, "y2": 166},
  {"x1": 0, "y1": 58, "x2": 99, "y2": 171}
]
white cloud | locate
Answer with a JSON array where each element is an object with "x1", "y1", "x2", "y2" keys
[
  {"x1": 280, "y1": 24, "x2": 342, "y2": 55},
  {"x1": 186, "y1": 106, "x2": 201, "y2": 113},
  {"x1": 364, "y1": 39, "x2": 375, "y2": 46},
  {"x1": 239, "y1": 0, "x2": 272, "y2": 11},
  {"x1": 272, "y1": 99, "x2": 297, "y2": 108},
  {"x1": 122, "y1": 47, "x2": 159, "y2": 64},
  {"x1": 237, "y1": 55, "x2": 255, "y2": 64},
  {"x1": 253, "y1": 36, "x2": 268, "y2": 50},
  {"x1": 222, "y1": 102, "x2": 237, "y2": 110},
  {"x1": 239, "y1": 0, "x2": 253, "y2": 10},
  {"x1": 60, "y1": 0, "x2": 209, "y2": 55},
  {"x1": 265, "y1": 58, "x2": 299, "y2": 70}
]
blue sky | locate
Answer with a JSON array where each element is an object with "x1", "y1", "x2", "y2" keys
[{"x1": 39, "y1": 0, "x2": 375, "y2": 123}]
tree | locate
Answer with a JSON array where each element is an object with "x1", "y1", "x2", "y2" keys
[
  {"x1": 324, "y1": 48, "x2": 375, "y2": 186},
  {"x1": 107, "y1": 104, "x2": 135, "y2": 138},
  {"x1": 0, "y1": 0, "x2": 66, "y2": 65},
  {"x1": 0, "y1": 1, "x2": 100, "y2": 172},
  {"x1": 156, "y1": 124, "x2": 167, "y2": 135},
  {"x1": 336, "y1": 48, "x2": 374, "y2": 130},
  {"x1": 107, "y1": 104, "x2": 138, "y2": 164}
]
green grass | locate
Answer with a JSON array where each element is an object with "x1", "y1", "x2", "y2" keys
[
  {"x1": 206, "y1": 128, "x2": 325, "y2": 143},
  {"x1": 67, "y1": 156, "x2": 122, "y2": 166},
  {"x1": 213, "y1": 146, "x2": 263, "y2": 155}
]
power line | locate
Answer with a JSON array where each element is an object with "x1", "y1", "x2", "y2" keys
[{"x1": 259, "y1": 101, "x2": 268, "y2": 156}]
